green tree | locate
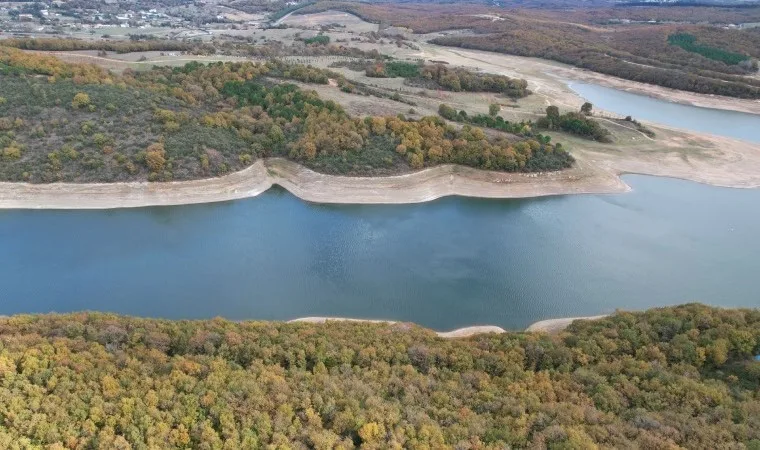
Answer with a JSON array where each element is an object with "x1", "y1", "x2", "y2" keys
[{"x1": 438, "y1": 103, "x2": 457, "y2": 120}]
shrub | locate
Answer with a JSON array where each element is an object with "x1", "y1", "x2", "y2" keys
[
  {"x1": 145, "y1": 143, "x2": 166, "y2": 173},
  {"x1": 71, "y1": 92, "x2": 91, "y2": 109},
  {"x1": 2, "y1": 143, "x2": 22, "y2": 160}
]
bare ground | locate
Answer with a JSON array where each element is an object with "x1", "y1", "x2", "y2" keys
[
  {"x1": 289, "y1": 317, "x2": 506, "y2": 338},
  {"x1": 525, "y1": 315, "x2": 610, "y2": 334},
  {"x1": 0, "y1": 157, "x2": 625, "y2": 209}
]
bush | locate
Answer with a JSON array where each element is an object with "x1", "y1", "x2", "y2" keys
[
  {"x1": 145, "y1": 142, "x2": 166, "y2": 173},
  {"x1": 71, "y1": 92, "x2": 91, "y2": 109},
  {"x1": 2, "y1": 143, "x2": 22, "y2": 160}
]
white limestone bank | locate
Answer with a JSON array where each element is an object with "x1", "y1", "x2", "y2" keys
[
  {"x1": 289, "y1": 314, "x2": 611, "y2": 337},
  {"x1": 0, "y1": 157, "x2": 627, "y2": 209}
]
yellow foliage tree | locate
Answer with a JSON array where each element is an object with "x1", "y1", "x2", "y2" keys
[
  {"x1": 145, "y1": 143, "x2": 166, "y2": 173},
  {"x1": 358, "y1": 422, "x2": 384, "y2": 444},
  {"x1": 2, "y1": 143, "x2": 22, "y2": 160},
  {"x1": 71, "y1": 92, "x2": 91, "y2": 109}
]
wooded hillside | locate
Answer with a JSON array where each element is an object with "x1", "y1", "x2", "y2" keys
[
  {"x1": 0, "y1": 46, "x2": 572, "y2": 182},
  {"x1": 0, "y1": 304, "x2": 758, "y2": 448}
]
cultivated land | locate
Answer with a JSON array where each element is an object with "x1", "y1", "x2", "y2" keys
[{"x1": 1, "y1": 11, "x2": 760, "y2": 208}]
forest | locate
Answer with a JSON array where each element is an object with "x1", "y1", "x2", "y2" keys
[
  {"x1": 0, "y1": 45, "x2": 572, "y2": 183},
  {"x1": 0, "y1": 304, "x2": 758, "y2": 448},
  {"x1": 297, "y1": 2, "x2": 760, "y2": 98}
]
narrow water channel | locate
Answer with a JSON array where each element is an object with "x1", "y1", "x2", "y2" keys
[{"x1": 569, "y1": 82, "x2": 760, "y2": 143}]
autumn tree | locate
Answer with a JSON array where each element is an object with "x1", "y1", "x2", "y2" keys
[
  {"x1": 2, "y1": 142, "x2": 22, "y2": 160},
  {"x1": 71, "y1": 92, "x2": 91, "y2": 109},
  {"x1": 145, "y1": 143, "x2": 166, "y2": 172}
]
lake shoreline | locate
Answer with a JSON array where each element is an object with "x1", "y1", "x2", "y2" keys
[
  {"x1": 0, "y1": 157, "x2": 629, "y2": 209},
  {"x1": 290, "y1": 315, "x2": 610, "y2": 336},
  {"x1": 1, "y1": 151, "x2": 758, "y2": 210}
]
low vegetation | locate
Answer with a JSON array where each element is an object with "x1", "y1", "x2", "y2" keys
[
  {"x1": 0, "y1": 304, "x2": 758, "y2": 448},
  {"x1": 0, "y1": 45, "x2": 572, "y2": 182}
]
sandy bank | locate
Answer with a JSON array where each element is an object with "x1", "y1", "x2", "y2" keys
[
  {"x1": 290, "y1": 314, "x2": 609, "y2": 336},
  {"x1": 525, "y1": 315, "x2": 610, "y2": 334},
  {"x1": 0, "y1": 157, "x2": 627, "y2": 209},
  {"x1": 289, "y1": 317, "x2": 506, "y2": 338}
]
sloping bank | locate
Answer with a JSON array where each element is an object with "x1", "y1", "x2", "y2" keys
[
  {"x1": 290, "y1": 315, "x2": 609, "y2": 336},
  {"x1": 0, "y1": 157, "x2": 626, "y2": 209}
]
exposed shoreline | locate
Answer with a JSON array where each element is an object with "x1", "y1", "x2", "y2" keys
[
  {"x1": 289, "y1": 314, "x2": 610, "y2": 336},
  {"x1": 524, "y1": 315, "x2": 610, "y2": 334},
  {"x1": 289, "y1": 317, "x2": 507, "y2": 338},
  {"x1": 0, "y1": 148, "x2": 758, "y2": 210},
  {"x1": 0, "y1": 157, "x2": 628, "y2": 209}
]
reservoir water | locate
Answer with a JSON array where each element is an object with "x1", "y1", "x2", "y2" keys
[
  {"x1": 569, "y1": 82, "x2": 760, "y2": 144},
  {"x1": 1, "y1": 175, "x2": 758, "y2": 330}
]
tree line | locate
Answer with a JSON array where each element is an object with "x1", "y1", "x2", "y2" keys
[
  {"x1": 0, "y1": 37, "x2": 212, "y2": 54},
  {"x1": 536, "y1": 104, "x2": 613, "y2": 143},
  {"x1": 363, "y1": 60, "x2": 530, "y2": 98}
]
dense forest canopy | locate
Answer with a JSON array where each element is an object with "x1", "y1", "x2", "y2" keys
[
  {"x1": 0, "y1": 304, "x2": 758, "y2": 448},
  {"x1": 0, "y1": 45, "x2": 572, "y2": 183}
]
